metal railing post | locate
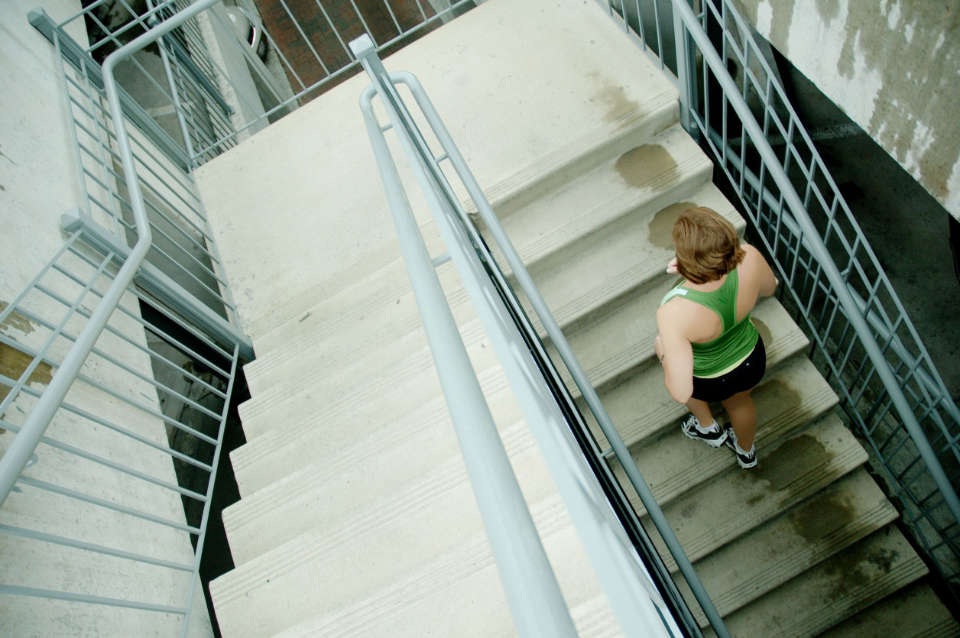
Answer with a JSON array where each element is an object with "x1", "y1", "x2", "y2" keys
[{"x1": 672, "y1": 0, "x2": 697, "y2": 137}]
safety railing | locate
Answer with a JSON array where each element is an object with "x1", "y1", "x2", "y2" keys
[
  {"x1": 353, "y1": 35, "x2": 729, "y2": 637},
  {"x1": 0, "y1": 232, "x2": 238, "y2": 634},
  {"x1": 602, "y1": 0, "x2": 960, "y2": 597},
  {"x1": 3, "y1": 2, "x2": 247, "y2": 634}
]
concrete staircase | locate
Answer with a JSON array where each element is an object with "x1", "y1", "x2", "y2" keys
[{"x1": 195, "y1": 0, "x2": 959, "y2": 635}]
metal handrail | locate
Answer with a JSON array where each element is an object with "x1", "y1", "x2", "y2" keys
[
  {"x1": 669, "y1": 0, "x2": 960, "y2": 529},
  {"x1": 354, "y1": 43, "x2": 579, "y2": 638},
  {"x1": 353, "y1": 35, "x2": 727, "y2": 637},
  {"x1": 0, "y1": 0, "x2": 219, "y2": 506}
]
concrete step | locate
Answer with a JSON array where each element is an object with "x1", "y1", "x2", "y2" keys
[
  {"x1": 818, "y1": 581, "x2": 960, "y2": 638},
  {"x1": 238, "y1": 310, "x2": 484, "y2": 429},
  {"x1": 584, "y1": 296, "x2": 809, "y2": 448},
  {"x1": 212, "y1": 493, "x2": 599, "y2": 637},
  {"x1": 619, "y1": 356, "x2": 839, "y2": 513},
  {"x1": 223, "y1": 416, "x2": 532, "y2": 565},
  {"x1": 476, "y1": 96, "x2": 678, "y2": 223},
  {"x1": 646, "y1": 413, "x2": 867, "y2": 570},
  {"x1": 243, "y1": 255, "x2": 471, "y2": 397},
  {"x1": 268, "y1": 497, "x2": 625, "y2": 637},
  {"x1": 244, "y1": 134, "x2": 718, "y2": 399},
  {"x1": 712, "y1": 526, "x2": 929, "y2": 638},
  {"x1": 230, "y1": 364, "x2": 516, "y2": 497},
  {"x1": 235, "y1": 318, "x2": 499, "y2": 442},
  {"x1": 677, "y1": 467, "x2": 898, "y2": 624},
  {"x1": 522, "y1": 181, "x2": 742, "y2": 339},
  {"x1": 489, "y1": 124, "x2": 712, "y2": 273},
  {"x1": 246, "y1": 105, "x2": 685, "y2": 389}
]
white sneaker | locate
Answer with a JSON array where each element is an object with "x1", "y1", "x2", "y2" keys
[{"x1": 680, "y1": 414, "x2": 728, "y2": 448}]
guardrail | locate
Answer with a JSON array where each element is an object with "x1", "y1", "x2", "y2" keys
[
  {"x1": 3, "y1": 1, "x2": 245, "y2": 634},
  {"x1": 353, "y1": 34, "x2": 728, "y2": 638}
]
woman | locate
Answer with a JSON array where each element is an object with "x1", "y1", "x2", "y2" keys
[{"x1": 654, "y1": 207, "x2": 778, "y2": 468}]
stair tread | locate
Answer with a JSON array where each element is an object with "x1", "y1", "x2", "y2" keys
[
  {"x1": 647, "y1": 413, "x2": 867, "y2": 570},
  {"x1": 223, "y1": 418, "x2": 536, "y2": 564},
  {"x1": 589, "y1": 297, "x2": 810, "y2": 448},
  {"x1": 621, "y1": 356, "x2": 839, "y2": 513},
  {"x1": 269, "y1": 499, "x2": 623, "y2": 638},
  {"x1": 244, "y1": 256, "x2": 470, "y2": 395},
  {"x1": 212, "y1": 494, "x2": 581, "y2": 637},
  {"x1": 713, "y1": 526, "x2": 929, "y2": 638},
  {"x1": 245, "y1": 142, "x2": 714, "y2": 398},
  {"x1": 818, "y1": 581, "x2": 960, "y2": 638},
  {"x1": 495, "y1": 125, "x2": 711, "y2": 263},
  {"x1": 230, "y1": 364, "x2": 517, "y2": 496},
  {"x1": 677, "y1": 468, "x2": 898, "y2": 623},
  {"x1": 526, "y1": 181, "x2": 742, "y2": 335},
  {"x1": 236, "y1": 324, "x2": 499, "y2": 441}
]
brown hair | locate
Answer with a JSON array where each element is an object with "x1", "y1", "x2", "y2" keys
[{"x1": 672, "y1": 206, "x2": 745, "y2": 283}]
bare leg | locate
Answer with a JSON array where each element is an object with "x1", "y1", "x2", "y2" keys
[
  {"x1": 720, "y1": 390, "x2": 757, "y2": 450},
  {"x1": 685, "y1": 397, "x2": 715, "y2": 427}
]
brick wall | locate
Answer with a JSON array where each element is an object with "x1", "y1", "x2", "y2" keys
[{"x1": 255, "y1": 0, "x2": 446, "y2": 100}]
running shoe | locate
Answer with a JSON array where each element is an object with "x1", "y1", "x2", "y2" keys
[
  {"x1": 680, "y1": 414, "x2": 728, "y2": 448},
  {"x1": 723, "y1": 426, "x2": 758, "y2": 469}
]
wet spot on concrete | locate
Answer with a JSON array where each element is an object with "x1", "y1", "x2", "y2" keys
[
  {"x1": 0, "y1": 302, "x2": 35, "y2": 335},
  {"x1": 754, "y1": 433, "x2": 832, "y2": 493},
  {"x1": 595, "y1": 85, "x2": 640, "y2": 123},
  {"x1": 752, "y1": 317, "x2": 772, "y2": 349},
  {"x1": 680, "y1": 500, "x2": 698, "y2": 519},
  {"x1": 615, "y1": 145, "x2": 679, "y2": 190},
  {"x1": 755, "y1": 378, "x2": 802, "y2": 420},
  {"x1": 824, "y1": 540, "x2": 899, "y2": 599},
  {"x1": 0, "y1": 343, "x2": 54, "y2": 408},
  {"x1": 789, "y1": 491, "x2": 854, "y2": 542},
  {"x1": 647, "y1": 201, "x2": 696, "y2": 249},
  {"x1": 746, "y1": 493, "x2": 764, "y2": 506}
]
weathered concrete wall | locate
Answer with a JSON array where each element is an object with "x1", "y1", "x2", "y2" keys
[
  {"x1": 0, "y1": 2, "x2": 212, "y2": 634},
  {"x1": 734, "y1": 0, "x2": 960, "y2": 221}
]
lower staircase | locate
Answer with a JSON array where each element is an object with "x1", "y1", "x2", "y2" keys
[{"x1": 198, "y1": 1, "x2": 959, "y2": 635}]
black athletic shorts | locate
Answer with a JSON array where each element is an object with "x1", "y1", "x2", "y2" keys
[{"x1": 691, "y1": 336, "x2": 766, "y2": 402}]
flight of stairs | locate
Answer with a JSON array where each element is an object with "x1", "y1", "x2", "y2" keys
[
  {"x1": 197, "y1": 2, "x2": 959, "y2": 635},
  {"x1": 206, "y1": 120, "x2": 958, "y2": 637}
]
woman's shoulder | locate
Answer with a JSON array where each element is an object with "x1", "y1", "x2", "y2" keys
[{"x1": 738, "y1": 243, "x2": 766, "y2": 273}]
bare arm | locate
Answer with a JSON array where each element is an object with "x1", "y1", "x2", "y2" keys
[
  {"x1": 655, "y1": 306, "x2": 694, "y2": 403},
  {"x1": 744, "y1": 243, "x2": 778, "y2": 298}
]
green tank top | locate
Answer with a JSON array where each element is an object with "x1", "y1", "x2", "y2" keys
[{"x1": 659, "y1": 269, "x2": 759, "y2": 377}]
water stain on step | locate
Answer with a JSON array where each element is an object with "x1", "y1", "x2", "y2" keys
[
  {"x1": 647, "y1": 201, "x2": 696, "y2": 249},
  {"x1": 823, "y1": 539, "x2": 899, "y2": 598},
  {"x1": 0, "y1": 301, "x2": 35, "y2": 335},
  {"x1": 789, "y1": 491, "x2": 855, "y2": 542},
  {"x1": 0, "y1": 343, "x2": 54, "y2": 428},
  {"x1": 595, "y1": 84, "x2": 640, "y2": 123},
  {"x1": 751, "y1": 433, "x2": 832, "y2": 494},
  {"x1": 754, "y1": 378, "x2": 802, "y2": 419},
  {"x1": 615, "y1": 145, "x2": 679, "y2": 190}
]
